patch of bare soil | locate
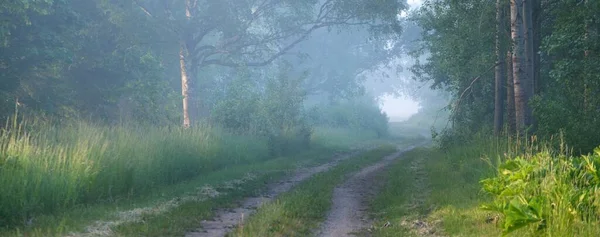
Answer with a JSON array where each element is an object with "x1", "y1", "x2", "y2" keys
[
  {"x1": 185, "y1": 148, "x2": 369, "y2": 237},
  {"x1": 316, "y1": 144, "x2": 423, "y2": 237},
  {"x1": 66, "y1": 175, "x2": 251, "y2": 237}
]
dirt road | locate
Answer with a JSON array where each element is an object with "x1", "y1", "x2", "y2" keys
[
  {"x1": 316, "y1": 144, "x2": 422, "y2": 237},
  {"x1": 185, "y1": 149, "x2": 368, "y2": 237}
]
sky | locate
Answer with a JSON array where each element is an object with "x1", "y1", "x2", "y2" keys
[{"x1": 376, "y1": 0, "x2": 422, "y2": 122}]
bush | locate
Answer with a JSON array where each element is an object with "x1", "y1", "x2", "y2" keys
[
  {"x1": 306, "y1": 98, "x2": 389, "y2": 138},
  {"x1": 211, "y1": 66, "x2": 312, "y2": 156}
]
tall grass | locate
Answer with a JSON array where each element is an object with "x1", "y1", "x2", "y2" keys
[
  {"x1": 481, "y1": 136, "x2": 600, "y2": 236},
  {"x1": 424, "y1": 133, "x2": 600, "y2": 236},
  {"x1": 0, "y1": 118, "x2": 269, "y2": 227}
]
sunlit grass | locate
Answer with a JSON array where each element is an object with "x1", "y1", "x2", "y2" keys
[
  {"x1": 0, "y1": 114, "x2": 383, "y2": 235},
  {"x1": 0, "y1": 118, "x2": 270, "y2": 227}
]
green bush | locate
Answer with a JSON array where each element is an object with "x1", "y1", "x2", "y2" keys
[
  {"x1": 306, "y1": 98, "x2": 389, "y2": 138},
  {"x1": 211, "y1": 66, "x2": 312, "y2": 156}
]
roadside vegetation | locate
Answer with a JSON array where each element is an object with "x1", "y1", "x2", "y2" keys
[
  {"x1": 0, "y1": 117, "x2": 385, "y2": 236},
  {"x1": 372, "y1": 0, "x2": 600, "y2": 236},
  {"x1": 371, "y1": 134, "x2": 600, "y2": 237}
]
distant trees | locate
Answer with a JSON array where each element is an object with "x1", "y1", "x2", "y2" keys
[
  {"x1": 0, "y1": 0, "x2": 406, "y2": 128},
  {"x1": 127, "y1": 0, "x2": 404, "y2": 127}
]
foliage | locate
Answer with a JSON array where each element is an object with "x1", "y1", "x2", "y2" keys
[
  {"x1": 211, "y1": 65, "x2": 311, "y2": 156},
  {"x1": 412, "y1": 0, "x2": 600, "y2": 154},
  {"x1": 0, "y1": 0, "x2": 180, "y2": 123},
  {"x1": 481, "y1": 145, "x2": 600, "y2": 235},
  {"x1": 410, "y1": 0, "x2": 496, "y2": 135},
  {"x1": 531, "y1": 0, "x2": 600, "y2": 153},
  {"x1": 307, "y1": 97, "x2": 390, "y2": 138}
]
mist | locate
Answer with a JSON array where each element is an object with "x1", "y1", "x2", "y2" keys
[{"x1": 0, "y1": 0, "x2": 451, "y2": 235}]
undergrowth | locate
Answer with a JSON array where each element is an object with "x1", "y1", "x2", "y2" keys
[
  {"x1": 371, "y1": 134, "x2": 600, "y2": 237},
  {"x1": 482, "y1": 140, "x2": 600, "y2": 236}
]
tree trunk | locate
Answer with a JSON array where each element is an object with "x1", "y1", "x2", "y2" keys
[
  {"x1": 523, "y1": 0, "x2": 535, "y2": 127},
  {"x1": 533, "y1": 0, "x2": 542, "y2": 94},
  {"x1": 506, "y1": 51, "x2": 516, "y2": 134},
  {"x1": 511, "y1": 0, "x2": 528, "y2": 133},
  {"x1": 179, "y1": 42, "x2": 191, "y2": 128},
  {"x1": 494, "y1": 0, "x2": 506, "y2": 135},
  {"x1": 179, "y1": 0, "x2": 193, "y2": 128},
  {"x1": 583, "y1": 0, "x2": 590, "y2": 114}
]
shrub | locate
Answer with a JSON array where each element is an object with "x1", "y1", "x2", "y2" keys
[{"x1": 306, "y1": 98, "x2": 389, "y2": 138}]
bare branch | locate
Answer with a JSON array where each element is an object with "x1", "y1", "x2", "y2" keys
[
  {"x1": 133, "y1": 0, "x2": 154, "y2": 17},
  {"x1": 452, "y1": 62, "x2": 502, "y2": 117}
]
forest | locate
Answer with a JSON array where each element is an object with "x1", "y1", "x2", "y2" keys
[{"x1": 0, "y1": 0, "x2": 599, "y2": 236}]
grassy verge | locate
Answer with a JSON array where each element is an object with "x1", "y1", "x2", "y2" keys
[
  {"x1": 0, "y1": 117, "x2": 380, "y2": 236},
  {"x1": 371, "y1": 136, "x2": 600, "y2": 237},
  {"x1": 369, "y1": 140, "x2": 504, "y2": 237},
  {"x1": 228, "y1": 145, "x2": 399, "y2": 237}
]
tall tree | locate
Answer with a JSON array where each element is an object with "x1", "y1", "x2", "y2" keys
[
  {"x1": 510, "y1": 0, "x2": 529, "y2": 133},
  {"x1": 494, "y1": 0, "x2": 506, "y2": 135},
  {"x1": 506, "y1": 51, "x2": 516, "y2": 134}
]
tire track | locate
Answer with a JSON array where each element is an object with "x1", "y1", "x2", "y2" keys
[
  {"x1": 316, "y1": 143, "x2": 426, "y2": 237},
  {"x1": 185, "y1": 148, "x2": 371, "y2": 237}
]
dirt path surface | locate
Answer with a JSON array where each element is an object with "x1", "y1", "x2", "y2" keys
[
  {"x1": 185, "y1": 149, "x2": 369, "y2": 237},
  {"x1": 316, "y1": 144, "x2": 424, "y2": 237}
]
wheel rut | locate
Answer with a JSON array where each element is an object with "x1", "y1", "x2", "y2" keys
[
  {"x1": 316, "y1": 143, "x2": 425, "y2": 237},
  {"x1": 185, "y1": 148, "x2": 370, "y2": 237}
]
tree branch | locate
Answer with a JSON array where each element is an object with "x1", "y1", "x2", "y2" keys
[
  {"x1": 452, "y1": 62, "x2": 502, "y2": 117},
  {"x1": 133, "y1": 0, "x2": 154, "y2": 17}
]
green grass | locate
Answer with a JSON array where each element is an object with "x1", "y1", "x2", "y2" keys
[
  {"x1": 370, "y1": 138, "x2": 505, "y2": 237},
  {"x1": 370, "y1": 134, "x2": 600, "y2": 237},
  {"x1": 0, "y1": 116, "x2": 382, "y2": 236},
  {"x1": 0, "y1": 120, "x2": 268, "y2": 227},
  {"x1": 228, "y1": 145, "x2": 399, "y2": 237}
]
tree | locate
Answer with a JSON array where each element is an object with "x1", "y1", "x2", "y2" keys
[
  {"x1": 411, "y1": 0, "x2": 497, "y2": 134},
  {"x1": 510, "y1": 0, "x2": 530, "y2": 133},
  {"x1": 494, "y1": 0, "x2": 506, "y2": 135},
  {"x1": 131, "y1": 0, "x2": 405, "y2": 127},
  {"x1": 506, "y1": 51, "x2": 516, "y2": 134}
]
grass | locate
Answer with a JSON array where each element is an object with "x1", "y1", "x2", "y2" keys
[
  {"x1": 0, "y1": 115, "x2": 382, "y2": 236},
  {"x1": 228, "y1": 145, "x2": 400, "y2": 237},
  {"x1": 0, "y1": 119, "x2": 268, "y2": 227},
  {"x1": 369, "y1": 138, "x2": 506, "y2": 237},
  {"x1": 371, "y1": 134, "x2": 600, "y2": 237}
]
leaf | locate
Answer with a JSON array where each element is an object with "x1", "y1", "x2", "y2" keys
[{"x1": 502, "y1": 197, "x2": 544, "y2": 234}]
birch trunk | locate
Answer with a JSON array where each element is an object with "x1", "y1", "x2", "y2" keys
[
  {"x1": 511, "y1": 0, "x2": 528, "y2": 133},
  {"x1": 180, "y1": 0, "x2": 193, "y2": 128},
  {"x1": 494, "y1": 0, "x2": 506, "y2": 135},
  {"x1": 523, "y1": 0, "x2": 535, "y2": 127},
  {"x1": 180, "y1": 43, "x2": 191, "y2": 128}
]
